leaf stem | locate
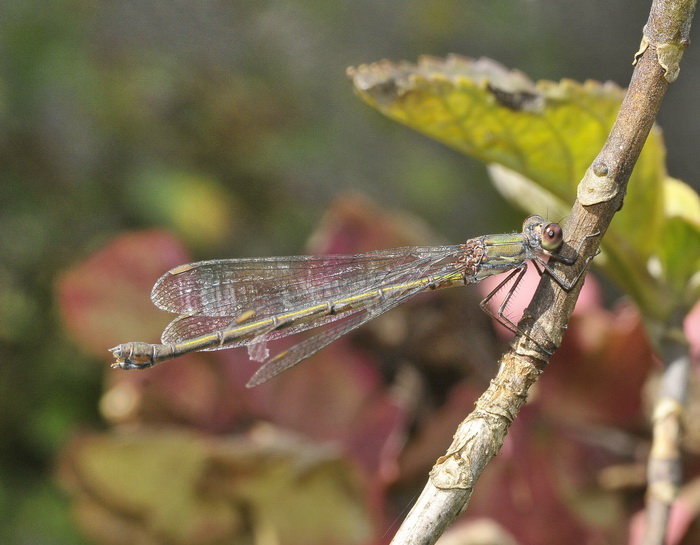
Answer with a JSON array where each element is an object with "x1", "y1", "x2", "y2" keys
[{"x1": 642, "y1": 312, "x2": 691, "y2": 545}]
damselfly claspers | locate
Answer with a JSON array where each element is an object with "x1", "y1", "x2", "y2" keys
[{"x1": 110, "y1": 216, "x2": 597, "y2": 387}]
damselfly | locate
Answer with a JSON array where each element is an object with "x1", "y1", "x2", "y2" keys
[{"x1": 111, "y1": 215, "x2": 597, "y2": 387}]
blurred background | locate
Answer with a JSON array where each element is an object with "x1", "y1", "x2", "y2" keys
[{"x1": 1, "y1": 1, "x2": 699, "y2": 544}]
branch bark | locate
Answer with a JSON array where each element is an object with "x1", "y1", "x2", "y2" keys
[{"x1": 390, "y1": 1, "x2": 696, "y2": 544}]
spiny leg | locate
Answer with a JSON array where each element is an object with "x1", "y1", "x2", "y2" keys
[
  {"x1": 479, "y1": 265, "x2": 528, "y2": 335},
  {"x1": 479, "y1": 264, "x2": 556, "y2": 356}
]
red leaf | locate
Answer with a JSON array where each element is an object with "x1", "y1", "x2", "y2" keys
[{"x1": 57, "y1": 230, "x2": 189, "y2": 357}]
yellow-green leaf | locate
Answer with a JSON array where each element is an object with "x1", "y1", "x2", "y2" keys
[
  {"x1": 125, "y1": 168, "x2": 240, "y2": 250},
  {"x1": 349, "y1": 55, "x2": 699, "y2": 324},
  {"x1": 656, "y1": 178, "x2": 700, "y2": 312}
]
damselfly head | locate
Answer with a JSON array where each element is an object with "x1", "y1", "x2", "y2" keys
[
  {"x1": 522, "y1": 215, "x2": 564, "y2": 254},
  {"x1": 540, "y1": 222, "x2": 564, "y2": 252}
]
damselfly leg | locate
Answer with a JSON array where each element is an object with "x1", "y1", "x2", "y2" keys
[{"x1": 480, "y1": 227, "x2": 600, "y2": 355}]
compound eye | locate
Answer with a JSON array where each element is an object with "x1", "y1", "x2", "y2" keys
[{"x1": 541, "y1": 223, "x2": 564, "y2": 251}]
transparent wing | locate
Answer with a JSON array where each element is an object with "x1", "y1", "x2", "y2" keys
[
  {"x1": 158, "y1": 249, "x2": 466, "y2": 346},
  {"x1": 246, "y1": 282, "x2": 427, "y2": 387},
  {"x1": 151, "y1": 245, "x2": 462, "y2": 319}
]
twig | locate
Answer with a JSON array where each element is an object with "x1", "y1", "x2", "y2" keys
[
  {"x1": 642, "y1": 314, "x2": 691, "y2": 545},
  {"x1": 389, "y1": 1, "x2": 696, "y2": 544}
]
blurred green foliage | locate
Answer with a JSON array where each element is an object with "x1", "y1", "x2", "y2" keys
[{"x1": 1, "y1": 0, "x2": 698, "y2": 543}]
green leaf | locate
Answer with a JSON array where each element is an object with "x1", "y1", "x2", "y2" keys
[
  {"x1": 656, "y1": 179, "x2": 700, "y2": 312},
  {"x1": 124, "y1": 168, "x2": 240, "y2": 251},
  {"x1": 58, "y1": 429, "x2": 374, "y2": 545},
  {"x1": 349, "y1": 55, "x2": 699, "y2": 326}
]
